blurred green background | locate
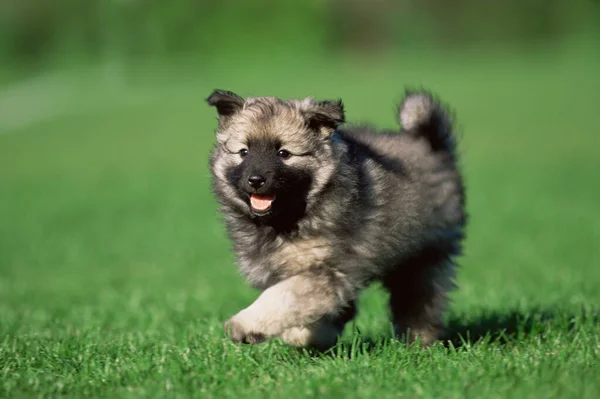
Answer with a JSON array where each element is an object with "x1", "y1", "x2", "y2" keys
[
  {"x1": 1, "y1": 1, "x2": 599, "y2": 397},
  {"x1": 0, "y1": 0, "x2": 599, "y2": 64}
]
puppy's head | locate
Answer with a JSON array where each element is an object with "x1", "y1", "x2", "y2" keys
[{"x1": 207, "y1": 90, "x2": 344, "y2": 225}]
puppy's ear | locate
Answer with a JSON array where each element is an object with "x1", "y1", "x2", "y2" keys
[
  {"x1": 207, "y1": 90, "x2": 244, "y2": 126},
  {"x1": 302, "y1": 99, "x2": 345, "y2": 135}
]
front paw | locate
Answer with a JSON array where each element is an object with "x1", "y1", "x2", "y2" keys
[{"x1": 223, "y1": 317, "x2": 266, "y2": 345}]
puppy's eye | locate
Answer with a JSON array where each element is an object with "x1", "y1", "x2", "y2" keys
[
  {"x1": 277, "y1": 149, "x2": 291, "y2": 159},
  {"x1": 239, "y1": 149, "x2": 249, "y2": 157}
]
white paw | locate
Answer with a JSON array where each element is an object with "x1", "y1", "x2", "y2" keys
[{"x1": 223, "y1": 315, "x2": 266, "y2": 344}]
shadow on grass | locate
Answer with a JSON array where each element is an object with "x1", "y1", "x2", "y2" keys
[
  {"x1": 443, "y1": 306, "x2": 597, "y2": 348},
  {"x1": 303, "y1": 306, "x2": 599, "y2": 357},
  {"x1": 444, "y1": 308, "x2": 564, "y2": 347}
]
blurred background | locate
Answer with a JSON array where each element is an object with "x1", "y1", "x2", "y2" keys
[
  {"x1": 0, "y1": 0, "x2": 598, "y2": 65},
  {"x1": 1, "y1": 0, "x2": 599, "y2": 360}
]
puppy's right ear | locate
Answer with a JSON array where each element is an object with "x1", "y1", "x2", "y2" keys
[{"x1": 207, "y1": 90, "x2": 244, "y2": 126}]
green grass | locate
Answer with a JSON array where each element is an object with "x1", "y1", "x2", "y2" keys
[{"x1": 1, "y1": 45, "x2": 600, "y2": 398}]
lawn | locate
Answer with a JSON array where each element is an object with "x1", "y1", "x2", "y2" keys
[{"x1": 1, "y1": 44, "x2": 599, "y2": 398}]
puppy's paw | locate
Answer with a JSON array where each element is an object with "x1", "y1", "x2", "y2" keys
[
  {"x1": 223, "y1": 317, "x2": 266, "y2": 345},
  {"x1": 281, "y1": 326, "x2": 312, "y2": 347},
  {"x1": 281, "y1": 323, "x2": 340, "y2": 349}
]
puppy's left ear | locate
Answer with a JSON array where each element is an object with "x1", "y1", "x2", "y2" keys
[
  {"x1": 303, "y1": 99, "x2": 345, "y2": 135},
  {"x1": 207, "y1": 90, "x2": 245, "y2": 126}
]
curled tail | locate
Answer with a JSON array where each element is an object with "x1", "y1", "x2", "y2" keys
[{"x1": 398, "y1": 90, "x2": 458, "y2": 161}]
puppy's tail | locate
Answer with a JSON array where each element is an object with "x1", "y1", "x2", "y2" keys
[{"x1": 398, "y1": 90, "x2": 458, "y2": 161}]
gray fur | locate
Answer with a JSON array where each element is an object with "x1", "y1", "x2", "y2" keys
[{"x1": 207, "y1": 89, "x2": 466, "y2": 348}]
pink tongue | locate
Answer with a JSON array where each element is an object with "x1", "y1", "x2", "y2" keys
[{"x1": 250, "y1": 194, "x2": 275, "y2": 211}]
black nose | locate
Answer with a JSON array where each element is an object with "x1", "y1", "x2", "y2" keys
[{"x1": 247, "y1": 175, "x2": 266, "y2": 188}]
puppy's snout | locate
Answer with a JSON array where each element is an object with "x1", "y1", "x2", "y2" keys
[{"x1": 247, "y1": 175, "x2": 266, "y2": 189}]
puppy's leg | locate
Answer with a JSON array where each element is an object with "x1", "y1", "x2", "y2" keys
[
  {"x1": 224, "y1": 272, "x2": 354, "y2": 345},
  {"x1": 382, "y1": 247, "x2": 457, "y2": 346},
  {"x1": 281, "y1": 301, "x2": 357, "y2": 349}
]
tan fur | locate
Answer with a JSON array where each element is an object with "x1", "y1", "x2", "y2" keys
[{"x1": 274, "y1": 238, "x2": 334, "y2": 274}]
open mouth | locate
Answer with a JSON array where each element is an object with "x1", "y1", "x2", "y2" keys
[{"x1": 250, "y1": 194, "x2": 276, "y2": 215}]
